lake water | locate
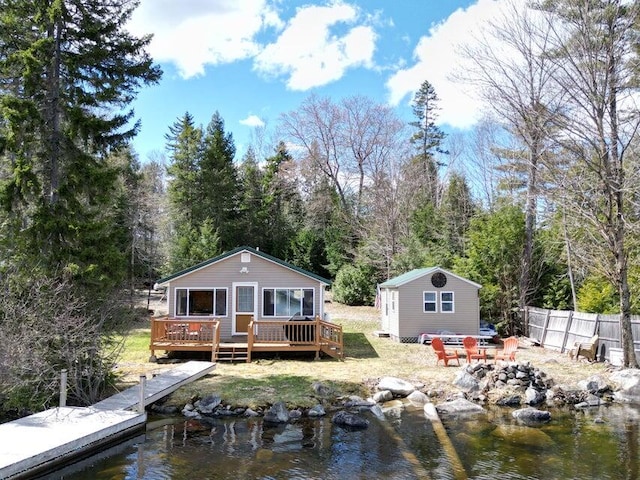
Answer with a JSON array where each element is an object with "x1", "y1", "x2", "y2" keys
[{"x1": 48, "y1": 402, "x2": 639, "y2": 479}]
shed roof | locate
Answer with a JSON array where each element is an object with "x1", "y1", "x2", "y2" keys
[
  {"x1": 379, "y1": 267, "x2": 481, "y2": 289},
  {"x1": 156, "y1": 246, "x2": 331, "y2": 286}
]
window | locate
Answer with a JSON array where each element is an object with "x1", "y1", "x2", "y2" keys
[
  {"x1": 441, "y1": 291, "x2": 454, "y2": 312},
  {"x1": 423, "y1": 291, "x2": 437, "y2": 312},
  {"x1": 175, "y1": 288, "x2": 227, "y2": 317},
  {"x1": 263, "y1": 288, "x2": 314, "y2": 317}
]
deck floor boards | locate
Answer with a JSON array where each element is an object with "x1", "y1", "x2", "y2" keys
[{"x1": 0, "y1": 360, "x2": 215, "y2": 479}]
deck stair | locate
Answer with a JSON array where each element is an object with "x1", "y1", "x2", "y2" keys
[{"x1": 215, "y1": 343, "x2": 249, "y2": 363}]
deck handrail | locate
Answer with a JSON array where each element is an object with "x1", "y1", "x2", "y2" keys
[{"x1": 151, "y1": 316, "x2": 343, "y2": 362}]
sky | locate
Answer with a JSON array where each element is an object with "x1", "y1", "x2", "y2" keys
[{"x1": 126, "y1": 0, "x2": 508, "y2": 162}]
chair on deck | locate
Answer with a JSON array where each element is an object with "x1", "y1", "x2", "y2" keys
[
  {"x1": 494, "y1": 336, "x2": 518, "y2": 363},
  {"x1": 569, "y1": 334, "x2": 599, "y2": 361},
  {"x1": 463, "y1": 336, "x2": 487, "y2": 363},
  {"x1": 431, "y1": 337, "x2": 460, "y2": 366}
]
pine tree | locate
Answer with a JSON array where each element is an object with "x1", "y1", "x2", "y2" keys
[
  {"x1": 200, "y1": 112, "x2": 239, "y2": 250},
  {"x1": 0, "y1": 0, "x2": 161, "y2": 284}
]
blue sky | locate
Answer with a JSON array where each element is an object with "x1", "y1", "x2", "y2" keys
[{"x1": 127, "y1": 0, "x2": 507, "y2": 162}]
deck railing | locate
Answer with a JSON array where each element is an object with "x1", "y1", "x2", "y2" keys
[
  {"x1": 150, "y1": 317, "x2": 220, "y2": 361},
  {"x1": 150, "y1": 316, "x2": 343, "y2": 362}
]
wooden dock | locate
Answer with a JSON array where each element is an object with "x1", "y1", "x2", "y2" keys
[{"x1": 0, "y1": 360, "x2": 215, "y2": 479}]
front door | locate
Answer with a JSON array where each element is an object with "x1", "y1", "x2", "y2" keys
[{"x1": 233, "y1": 283, "x2": 257, "y2": 335}]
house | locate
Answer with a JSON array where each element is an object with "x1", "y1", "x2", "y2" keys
[
  {"x1": 379, "y1": 267, "x2": 481, "y2": 343},
  {"x1": 150, "y1": 246, "x2": 343, "y2": 362},
  {"x1": 155, "y1": 246, "x2": 331, "y2": 338}
]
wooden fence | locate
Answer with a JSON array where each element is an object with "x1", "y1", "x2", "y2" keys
[{"x1": 525, "y1": 307, "x2": 640, "y2": 362}]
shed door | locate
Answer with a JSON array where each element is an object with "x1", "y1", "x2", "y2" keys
[{"x1": 233, "y1": 283, "x2": 257, "y2": 335}]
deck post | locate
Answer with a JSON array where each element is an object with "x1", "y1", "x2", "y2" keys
[
  {"x1": 137, "y1": 375, "x2": 147, "y2": 413},
  {"x1": 59, "y1": 369, "x2": 68, "y2": 407},
  {"x1": 314, "y1": 316, "x2": 321, "y2": 360}
]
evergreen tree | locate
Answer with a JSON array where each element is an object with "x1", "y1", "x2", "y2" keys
[
  {"x1": 0, "y1": 0, "x2": 161, "y2": 285},
  {"x1": 200, "y1": 111, "x2": 239, "y2": 250},
  {"x1": 409, "y1": 80, "x2": 447, "y2": 205}
]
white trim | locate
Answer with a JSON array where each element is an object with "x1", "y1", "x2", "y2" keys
[
  {"x1": 157, "y1": 248, "x2": 330, "y2": 287},
  {"x1": 232, "y1": 282, "x2": 258, "y2": 335},
  {"x1": 423, "y1": 291, "x2": 437, "y2": 313},
  {"x1": 261, "y1": 286, "x2": 315, "y2": 318},
  {"x1": 440, "y1": 291, "x2": 455, "y2": 313},
  {"x1": 173, "y1": 286, "x2": 228, "y2": 317},
  {"x1": 387, "y1": 267, "x2": 482, "y2": 289}
]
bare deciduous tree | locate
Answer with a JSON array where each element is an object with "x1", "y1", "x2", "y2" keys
[{"x1": 455, "y1": 0, "x2": 565, "y2": 329}]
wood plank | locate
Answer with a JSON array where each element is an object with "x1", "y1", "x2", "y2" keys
[
  {"x1": 94, "y1": 360, "x2": 216, "y2": 411},
  {"x1": 0, "y1": 407, "x2": 145, "y2": 479}
]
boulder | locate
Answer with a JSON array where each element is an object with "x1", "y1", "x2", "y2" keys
[
  {"x1": 495, "y1": 394, "x2": 522, "y2": 407},
  {"x1": 610, "y1": 369, "x2": 640, "y2": 403},
  {"x1": 453, "y1": 371, "x2": 480, "y2": 392},
  {"x1": 491, "y1": 424, "x2": 555, "y2": 447},
  {"x1": 372, "y1": 390, "x2": 393, "y2": 403},
  {"x1": 577, "y1": 375, "x2": 609, "y2": 394},
  {"x1": 524, "y1": 387, "x2": 545, "y2": 406},
  {"x1": 263, "y1": 401, "x2": 289, "y2": 424},
  {"x1": 196, "y1": 394, "x2": 222, "y2": 414},
  {"x1": 407, "y1": 390, "x2": 430, "y2": 406},
  {"x1": 312, "y1": 381, "x2": 334, "y2": 398},
  {"x1": 307, "y1": 404, "x2": 326, "y2": 417},
  {"x1": 435, "y1": 398, "x2": 485, "y2": 416},
  {"x1": 377, "y1": 377, "x2": 415, "y2": 397},
  {"x1": 512, "y1": 407, "x2": 551, "y2": 424},
  {"x1": 332, "y1": 410, "x2": 369, "y2": 429}
]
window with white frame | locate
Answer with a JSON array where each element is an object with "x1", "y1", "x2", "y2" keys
[
  {"x1": 263, "y1": 288, "x2": 314, "y2": 317},
  {"x1": 175, "y1": 288, "x2": 227, "y2": 316},
  {"x1": 441, "y1": 291, "x2": 454, "y2": 312},
  {"x1": 423, "y1": 291, "x2": 437, "y2": 312}
]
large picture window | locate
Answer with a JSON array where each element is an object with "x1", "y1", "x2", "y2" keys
[
  {"x1": 263, "y1": 288, "x2": 314, "y2": 317},
  {"x1": 175, "y1": 288, "x2": 227, "y2": 317}
]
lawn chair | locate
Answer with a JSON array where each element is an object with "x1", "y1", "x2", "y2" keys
[
  {"x1": 569, "y1": 334, "x2": 599, "y2": 361},
  {"x1": 431, "y1": 337, "x2": 460, "y2": 366},
  {"x1": 463, "y1": 336, "x2": 487, "y2": 363},
  {"x1": 494, "y1": 336, "x2": 518, "y2": 363}
]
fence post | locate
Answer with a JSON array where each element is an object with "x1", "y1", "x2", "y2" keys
[
  {"x1": 541, "y1": 309, "x2": 551, "y2": 347},
  {"x1": 59, "y1": 369, "x2": 68, "y2": 407},
  {"x1": 137, "y1": 375, "x2": 147, "y2": 414},
  {"x1": 560, "y1": 310, "x2": 573, "y2": 353}
]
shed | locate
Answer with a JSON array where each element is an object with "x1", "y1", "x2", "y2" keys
[
  {"x1": 379, "y1": 267, "x2": 481, "y2": 343},
  {"x1": 155, "y1": 246, "x2": 331, "y2": 339}
]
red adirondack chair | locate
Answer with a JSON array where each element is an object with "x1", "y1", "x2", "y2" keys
[
  {"x1": 431, "y1": 337, "x2": 460, "y2": 366},
  {"x1": 463, "y1": 336, "x2": 487, "y2": 363}
]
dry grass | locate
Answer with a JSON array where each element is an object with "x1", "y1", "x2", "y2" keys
[{"x1": 114, "y1": 295, "x2": 615, "y2": 409}]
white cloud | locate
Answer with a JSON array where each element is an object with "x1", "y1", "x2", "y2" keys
[
  {"x1": 240, "y1": 115, "x2": 265, "y2": 128},
  {"x1": 128, "y1": 0, "x2": 282, "y2": 78},
  {"x1": 253, "y1": 2, "x2": 376, "y2": 90},
  {"x1": 386, "y1": 0, "x2": 506, "y2": 129}
]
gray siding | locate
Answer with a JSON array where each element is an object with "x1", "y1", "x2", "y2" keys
[
  {"x1": 394, "y1": 273, "x2": 479, "y2": 341},
  {"x1": 165, "y1": 251, "x2": 325, "y2": 338}
]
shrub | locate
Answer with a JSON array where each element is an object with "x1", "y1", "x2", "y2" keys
[{"x1": 332, "y1": 264, "x2": 376, "y2": 306}]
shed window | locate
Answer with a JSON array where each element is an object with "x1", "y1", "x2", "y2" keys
[
  {"x1": 175, "y1": 288, "x2": 227, "y2": 317},
  {"x1": 263, "y1": 288, "x2": 314, "y2": 317},
  {"x1": 441, "y1": 291, "x2": 454, "y2": 312},
  {"x1": 423, "y1": 291, "x2": 437, "y2": 312}
]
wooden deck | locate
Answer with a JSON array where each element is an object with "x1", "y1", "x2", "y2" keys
[
  {"x1": 149, "y1": 316, "x2": 344, "y2": 363},
  {"x1": 0, "y1": 361, "x2": 214, "y2": 479}
]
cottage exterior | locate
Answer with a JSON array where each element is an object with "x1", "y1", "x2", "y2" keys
[
  {"x1": 155, "y1": 246, "x2": 331, "y2": 339},
  {"x1": 379, "y1": 267, "x2": 481, "y2": 343}
]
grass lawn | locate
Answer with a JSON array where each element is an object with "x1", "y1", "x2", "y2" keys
[{"x1": 113, "y1": 303, "x2": 612, "y2": 410}]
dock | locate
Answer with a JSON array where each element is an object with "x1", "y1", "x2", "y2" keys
[{"x1": 0, "y1": 360, "x2": 215, "y2": 479}]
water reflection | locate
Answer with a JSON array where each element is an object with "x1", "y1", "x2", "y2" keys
[{"x1": 49, "y1": 404, "x2": 639, "y2": 480}]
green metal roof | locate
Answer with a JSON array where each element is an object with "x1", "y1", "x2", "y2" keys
[
  {"x1": 379, "y1": 267, "x2": 437, "y2": 288},
  {"x1": 156, "y1": 246, "x2": 331, "y2": 286},
  {"x1": 379, "y1": 267, "x2": 481, "y2": 289}
]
